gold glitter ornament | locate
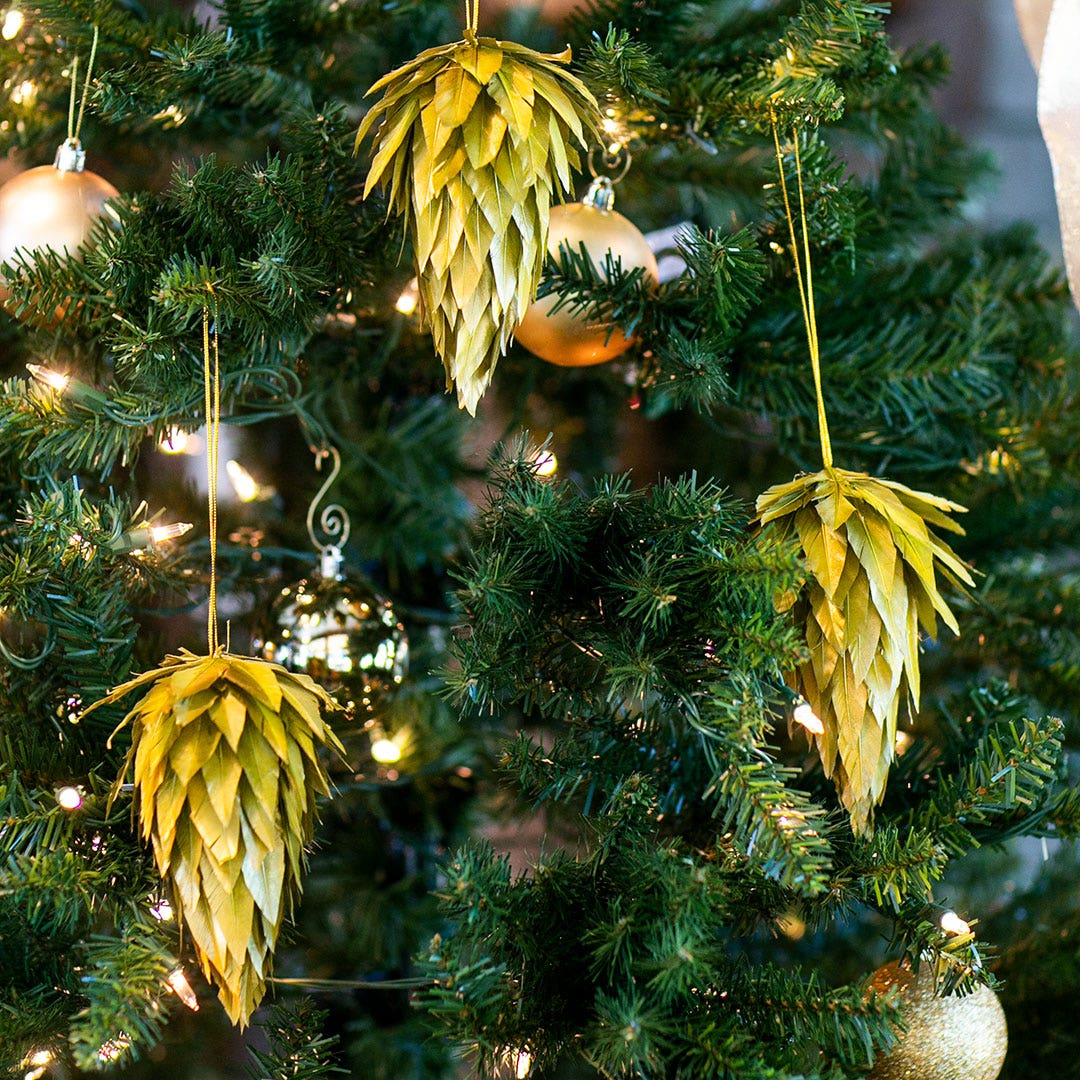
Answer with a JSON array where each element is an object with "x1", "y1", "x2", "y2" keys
[
  {"x1": 354, "y1": 6, "x2": 601, "y2": 413},
  {"x1": 514, "y1": 175, "x2": 658, "y2": 367},
  {"x1": 867, "y1": 961, "x2": 1007, "y2": 1080}
]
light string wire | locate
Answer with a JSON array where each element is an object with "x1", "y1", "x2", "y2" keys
[
  {"x1": 67, "y1": 25, "x2": 100, "y2": 143},
  {"x1": 769, "y1": 109, "x2": 834, "y2": 470},
  {"x1": 203, "y1": 288, "x2": 222, "y2": 654},
  {"x1": 465, "y1": 0, "x2": 479, "y2": 35}
]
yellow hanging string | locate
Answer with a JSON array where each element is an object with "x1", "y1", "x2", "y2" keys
[
  {"x1": 202, "y1": 288, "x2": 221, "y2": 654},
  {"x1": 74, "y1": 25, "x2": 99, "y2": 143},
  {"x1": 66, "y1": 55, "x2": 79, "y2": 141},
  {"x1": 770, "y1": 109, "x2": 834, "y2": 471},
  {"x1": 465, "y1": 0, "x2": 479, "y2": 35}
]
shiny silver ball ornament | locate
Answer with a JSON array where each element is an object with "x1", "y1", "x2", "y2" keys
[{"x1": 255, "y1": 570, "x2": 408, "y2": 731}]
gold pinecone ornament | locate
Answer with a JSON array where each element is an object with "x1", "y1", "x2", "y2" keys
[
  {"x1": 355, "y1": 25, "x2": 601, "y2": 413},
  {"x1": 757, "y1": 467, "x2": 974, "y2": 834},
  {"x1": 90, "y1": 649, "x2": 343, "y2": 1025}
]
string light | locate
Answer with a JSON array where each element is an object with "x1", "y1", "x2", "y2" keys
[
  {"x1": 110, "y1": 521, "x2": 193, "y2": 554},
  {"x1": 941, "y1": 910, "x2": 972, "y2": 936},
  {"x1": 55, "y1": 785, "x2": 83, "y2": 810},
  {"x1": 159, "y1": 428, "x2": 195, "y2": 454},
  {"x1": 497, "y1": 1048, "x2": 532, "y2": 1079},
  {"x1": 166, "y1": 968, "x2": 200, "y2": 1011},
  {"x1": 22, "y1": 1048, "x2": 53, "y2": 1080},
  {"x1": 370, "y1": 734, "x2": 402, "y2": 764},
  {"x1": 25, "y1": 364, "x2": 70, "y2": 393},
  {"x1": 226, "y1": 460, "x2": 274, "y2": 502},
  {"x1": 2, "y1": 8, "x2": 23, "y2": 40},
  {"x1": 25, "y1": 364, "x2": 109, "y2": 409},
  {"x1": 395, "y1": 277, "x2": 420, "y2": 315},
  {"x1": 10, "y1": 80, "x2": 35, "y2": 105},
  {"x1": 96, "y1": 1035, "x2": 132, "y2": 1064},
  {"x1": 792, "y1": 701, "x2": 825, "y2": 735},
  {"x1": 532, "y1": 451, "x2": 558, "y2": 478},
  {"x1": 148, "y1": 896, "x2": 174, "y2": 921}
]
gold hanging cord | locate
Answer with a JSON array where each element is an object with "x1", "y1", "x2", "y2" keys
[
  {"x1": 202, "y1": 287, "x2": 222, "y2": 654},
  {"x1": 464, "y1": 0, "x2": 480, "y2": 35},
  {"x1": 769, "y1": 108, "x2": 833, "y2": 471},
  {"x1": 67, "y1": 24, "x2": 100, "y2": 143}
]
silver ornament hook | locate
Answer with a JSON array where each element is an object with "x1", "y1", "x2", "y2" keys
[
  {"x1": 306, "y1": 446, "x2": 351, "y2": 579},
  {"x1": 587, "y1": 143, "x2": 632, "y2": 185}
]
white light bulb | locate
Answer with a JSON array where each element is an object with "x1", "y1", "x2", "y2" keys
[
  {"x1": 26, "y1": 364, "x2": 70, "y2": 392},
  {"x1": 166, "y1": 968, "x2": 200, "y2": 1011},
  {"x1": 226, "y1": 460, "x2": 260, "y2": 502},
  {"x1": 792, "y1": 702, "x2": 825, "y2": 735},
  {"x1": 149, "y1": 522, "x2": 193, "y2": 544},
  {"x1": 941, "y1": 910, "x2": 972, "y2": 936},
  {"x1": 2, "y1": 9, "x2": 24, "y2": 40},
  {"x1": 55, "y1": 785, "x2": 83, "y2": 810},
  {"x1": 370, "y1": 737, "x2": 402, "y2": 764},
  {"x1": 395, "y1": 279, "x2": 420, "y2": 315},
  {"x1": 532, "y1": 450, "x2": 558, "y2": 478}
]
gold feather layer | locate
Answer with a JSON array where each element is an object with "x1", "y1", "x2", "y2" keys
[
  {"x1": 757, "y1": 468, "x2": 975, "y2": 834},
  {"x1": 89, "y1": 650, "x2": 343, "y2": 1026},
  {"x1": 355, "y1": 33, "x2": 601, "y2": 414}
]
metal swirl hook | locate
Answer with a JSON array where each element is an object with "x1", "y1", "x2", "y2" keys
[
  {"x1": 306, "y1": 446, "x2": 351, "y2": 577},
  {"x1": 0, "y1": 618, "x2": 56, "y2": 670}
]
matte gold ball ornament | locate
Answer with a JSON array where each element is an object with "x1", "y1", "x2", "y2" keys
[
  {"x1": 0, "y1": 139, "x2": 118, "y2": 308},
  {"x1": 514, "y1": 174, "x2": 659, "y2": 367},
  {"x1": 867, "y1": 960, "x2": 1007, "y2": 1080}
]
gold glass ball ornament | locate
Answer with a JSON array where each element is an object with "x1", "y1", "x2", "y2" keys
[
  {"x1": 867, "y1": 960, "x2": 1008, "y2": 1080},
  {"x1": 0, "y1": 139, "x2": 118, "y2": 308},
  {"x1": 254, "y1": 561, "x2": 409, "y2": 744},
  {"x1": 485, "y1": 0, "x2": 587, "y2": 25},
  {"x1": 514, "y1": 175, "x2": 659, "y2": 367}
]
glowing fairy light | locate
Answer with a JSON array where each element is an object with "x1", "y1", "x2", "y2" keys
[
  {"x1": 22, "y1": 1048, "x2": 53, "y2": 1080},
  {"x1": 55, "y1": 785, "x2": 83, "y2": 810},
  {"x1": 10, "y1": 80, "x2": 35, "y2": 105},
  {"x1": 26, "y1": 364, "x2": 70, "y2": 393},
  {"x1": 792, "y1": 701, "x2": 825, "y2": 735},
  {"x1": 941, "y1": 910, "x2": 972, "y2": 936},
  {"x1": 148, "y1": 896, "x2": 174, "y2": 921},
  {"x1": 159, "y1": 428, "x2": 192, "y2": 454},
  {"x1": 2, "y1": 9, "x2": 24, "y2": 40},
  {"x1": 532, "y1": 450, "x2": 558, "y2": 478},
  {"x1": 166, "y1": 968, "x2": 200, "y2": 1011},
  {"x1": 370, "y1": 735, "x2": 402, "y2": 764},
  {"x1": 96, "y1": 1035, "x2": 132, "y2": 1064},
  {"x1": 225, "y1": 460, "x2": 275, "y2": 502},
  {"x1": 395, "y1": 277, "x2": 420, "y2": 315},
  {"x1": 150, "y1": 522, "x2": 193, "y2": 543},
  {"x1": 110, "y1": 521, "x2": 193, "y2": 554}
]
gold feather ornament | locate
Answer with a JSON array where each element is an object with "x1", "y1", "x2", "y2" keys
[
  {"x1": 354, "y1": 0, "x2": 601, "y2": 413},
  {"x1": 755, "y1": 121, "x2": 974, "y2": 834},
  {"x1": 84, "y1": 299, "x2": 342, "y2": 1026}
]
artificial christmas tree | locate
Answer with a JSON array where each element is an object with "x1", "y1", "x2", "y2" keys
[{"x1": 1, "y1": 2, "x2": 1079, "y2": 1079}]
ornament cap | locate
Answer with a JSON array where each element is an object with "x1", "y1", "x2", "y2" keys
[
  {"x1": 320, "y1": 544, "x2": 345, "y2": 581},
  {"x1": 583, "y1": 176, "x2": 616, "y2": 213},
  {"x1": 53, "y1": 138, "x2": 86, "y2": 174}
]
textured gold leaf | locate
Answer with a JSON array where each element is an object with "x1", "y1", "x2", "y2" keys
[
  {"x1": 83, "y1": 651, "x2": 343, "y2": 1027},
  {"x1": 756, "y1": 467, "x2": 972, "y2": 834},
  {"x1": 355, "y1": 33, "x2": 601, "y2": 413}
]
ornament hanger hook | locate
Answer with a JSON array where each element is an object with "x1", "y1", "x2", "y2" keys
[
  {"x1": 588, "y1": 143, "x2": 632, "y2": 185},
  {"x1": 306, "y1": 446, "x2": 351, "y2": 577}
]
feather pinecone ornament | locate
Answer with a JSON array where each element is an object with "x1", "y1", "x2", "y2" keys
[
  {"x1": 354, "y1": 27, "x2": 601, "y2": 414},
  {"x1": 88, "y1": 649, "x2": 343, "y2": 1025},
  {"x1": 756, "y1": 467, "x2": 974, "y2": 834}
]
